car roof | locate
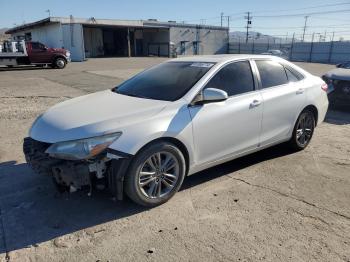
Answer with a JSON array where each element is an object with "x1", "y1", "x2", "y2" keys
[{"x1": 169, "y1": 54, "x2": 280, "y2": 63}]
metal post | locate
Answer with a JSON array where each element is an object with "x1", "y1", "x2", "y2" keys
[
  {"x1": 245, "y1": 12, "x2": 252, "y2": 43},
  {"x1": 328, "y1": 31, "x2": 335, "y2": 63},
  {"x1": 309, "y1": 33, "x2": 315, "y2": 62},
  {"x1": 127, "y1": 28, "x2": 131, "y2": 57},
  {"x1": 221, "y1": 12, "x2": 224, "y2": 27},
  {"x1": 252, "y1": 39, "x2": 255, "y2": 54},
  {"x1": 302, "y1": 16, "x2": 309, "y2": 42},
  {"x1": 237, "y1": 38, "x2": 240, "y2": 54},
  {"x1": 267, "y1": 38, "x2": 270, "y2": 50},
  {"x1": 289, "y1": 33, "x2": 295, "y2": 61}
]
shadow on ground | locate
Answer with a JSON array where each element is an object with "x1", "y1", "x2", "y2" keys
[{"x1": 0, "y1": 142, "x2": 295, "y2": 253}]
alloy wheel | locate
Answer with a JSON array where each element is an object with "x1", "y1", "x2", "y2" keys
[
  {"x1": 138, "y1": 151, "x2": 180, "y2": 199},
  {"x1": 296, "y1": 112, "x2": 314, "y2": 146}
]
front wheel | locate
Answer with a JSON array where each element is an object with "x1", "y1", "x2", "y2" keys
[
  {"x1": 289, "y1": 109, "x2": 315, "y2": 150},
  {"x1": 53, "y1": 57, "x2": 66, "y2": 69},
  {"x1": 125, "y1": 141, "x2": 186, "y2": 207}
]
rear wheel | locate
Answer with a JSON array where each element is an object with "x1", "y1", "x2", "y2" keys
[
  {"x1": 54, "y1": 57, "x2": 66, "y2": 69},
  {"x1": 125, "y1": 141, "x2": 186, "y2": 207},
  {"x1": 289, "y1": 109, "x2": 315, "y2": 150}
]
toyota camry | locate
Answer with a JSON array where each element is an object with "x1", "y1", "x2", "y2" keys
[{"x1": 24, "y1": 55, "x2": 329, "y2": 206}]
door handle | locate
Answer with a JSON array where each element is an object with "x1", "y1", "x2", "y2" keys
[
  {"x1": 296, "y1": 88, "x2": 305, "y2": 94},
  {"x1": 250, "y1": 100, "x2": 261, "y2": 108}
]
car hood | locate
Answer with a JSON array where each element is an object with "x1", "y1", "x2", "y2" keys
[
  {"x1": 30, "y1": 90, "x2": 169, "y2": 143},
  {"x1": 48, "y1": 47, "x2": 67, "y2": 53},
  {"x1": 324, "y1": 68, "x2": 350, "y2": 81}
]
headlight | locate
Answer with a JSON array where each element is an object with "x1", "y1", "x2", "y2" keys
[
  {"x1": 45, "y1": 132, "x2": 122, "y2": 160},
  {"x1": 66, "y1": 51, "x2": 71, "y2": 57}
]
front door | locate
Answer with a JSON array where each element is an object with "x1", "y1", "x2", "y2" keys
[
  {"x1": 29, "y1": 42, "x2": 50, "y2": 63},
  {"x1": 188, "y1": 60, "x2": 263, "y2": 166}
]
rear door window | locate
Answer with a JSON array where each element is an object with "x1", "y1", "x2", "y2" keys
[
  {"x1": 285, "y1": 67, "x2": 299, "y2": 82},
  {"x1": 256, "y1": 60, "x2": 288, "y2": 89}
]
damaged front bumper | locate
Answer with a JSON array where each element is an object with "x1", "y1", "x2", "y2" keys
[{"x1": 23, "y1": 137, "x2": 132, "y2": 199}]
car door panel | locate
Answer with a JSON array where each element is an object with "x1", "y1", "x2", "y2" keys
[
  {"x1": 259, "y1": 82, "x2": 306, "y2": 145},
  {"x1": 189, "y1": 92, "x2": 263, "y2": 166},
  {"x1": 187, "y1": 60, "x2": 263, "y2": 167},
  {"x1": 254, "y1": 60, "x2": 307, "y2": 146}
]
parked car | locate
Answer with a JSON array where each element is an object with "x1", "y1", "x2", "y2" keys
[
  {"x1": 24, "y1": 55, "x2": 329, "y2": 207},
  {"x1": 0, "y1": 40, "x2": 70, "y2": 69},
  {"x1": 322, "y1": 63, "x2": 350, "y2": 111},
  {"x1": 261, "y1": 49, "x2": 288, "y2": 59}
]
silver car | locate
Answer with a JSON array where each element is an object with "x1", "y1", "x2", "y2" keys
[{"x1": 24, "y1": 55, "x2": 329, "y2": 206}]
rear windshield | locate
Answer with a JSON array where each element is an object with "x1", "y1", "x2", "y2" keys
[{"x1": 114, "y1": 62, "x2": 214, "y2": 101}]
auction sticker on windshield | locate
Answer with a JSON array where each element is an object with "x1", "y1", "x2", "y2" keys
[{"x1": 190, "y1": 62, "x2": 214, "y2": 68}]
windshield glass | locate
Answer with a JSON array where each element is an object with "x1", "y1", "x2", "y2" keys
[{"x1": 114, "y1": 62, "x2": 214, "y2": 101}]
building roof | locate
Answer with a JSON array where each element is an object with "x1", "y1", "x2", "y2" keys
[{"x1": 6, "y1": 16, "x2": 228, "y2": 34}]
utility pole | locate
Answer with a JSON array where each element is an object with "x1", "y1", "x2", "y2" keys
[
  {"x1": 245, "y1": 12, "x2": 252, "y2": 43},
  {"x1": 46, "y1": 9, "x2": 51, "y2": 18},
  {"x1": 302, "y1": 15, "x2": 309, "y2": 42},
  {"x1": 221, "y1": 12, "x2": 224, "y2": 27}
]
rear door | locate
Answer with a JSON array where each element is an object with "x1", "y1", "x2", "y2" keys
[
  {"x1": 188, "y1": 60, "x2": 263, "y2": 166},
  {"x1": 254, "y1": 60, "x2": 306, "y2": 146}
]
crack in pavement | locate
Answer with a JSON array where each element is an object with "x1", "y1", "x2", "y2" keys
[
  {"x1": 0, "y1": 96, "x2": 72, "y2": 99},
  {"x1": 228, "y1": 176, "x2": 350, "y2": 221}
]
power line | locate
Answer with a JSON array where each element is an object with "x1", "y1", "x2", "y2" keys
[
  {"x1": 254, "y1": 8, "x2": 350, "y2": 18},
  {"x1": 252, "y1": 2, "x2": 350, "y2": 14}
]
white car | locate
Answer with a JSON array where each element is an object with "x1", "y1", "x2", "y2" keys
[{"x1": 24, "y1": 55, "x2": 329, "y2": 206}]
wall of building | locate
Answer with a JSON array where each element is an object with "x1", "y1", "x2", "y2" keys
[
  {"x1": 62, "y1": 24, "x2": 85, "y2": 61},
  {"x1": 143, "y1": 28, "x2": 170, "y2": 56},
  {"x1": 170, "y1": 26, "x2": 228, "y2": 56},
  {"x1": 11, "y1": 23, "x2": 64, "y2": 49}
]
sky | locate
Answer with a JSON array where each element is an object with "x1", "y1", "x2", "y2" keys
[{"x1": 1, "y1": 0, "x2": 350, "y2": 41}]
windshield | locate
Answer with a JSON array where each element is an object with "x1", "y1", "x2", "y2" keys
[{"x1": 114, "y1": 62, "x2": 214, "y2": 101}]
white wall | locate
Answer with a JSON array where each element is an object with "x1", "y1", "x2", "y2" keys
[
  {"x1": 12, "y1": 23, "x2": 64, "y2": 49},
  {"x1": 170, "y1": 27, "x2": 228, "y2": 55},
  {"x1": 62, "y1": 24, "x2": 85, "y2": 61}
]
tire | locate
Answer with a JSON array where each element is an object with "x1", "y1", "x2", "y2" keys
[
  {"x1": 125, "y1": 141, "x2": 186, "y2": 207},
  {"x1": 54, "y1": 57, "x2": 66, "y2": 69},
  {"x1": 289, "y1": 109, "x2": 315, "y2": 151}
]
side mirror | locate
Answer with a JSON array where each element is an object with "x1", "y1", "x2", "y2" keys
[{"x1": 193, "y1": 88, "x2": 228, "y2": 105}]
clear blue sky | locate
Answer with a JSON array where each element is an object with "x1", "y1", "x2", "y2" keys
[{"x1": 1, "y1": 0, "x2": 350, "y2": 41}]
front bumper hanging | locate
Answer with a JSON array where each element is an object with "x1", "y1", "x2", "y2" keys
[{"x1": 23, "y1": 137, "x2": 132, "y2": 199}]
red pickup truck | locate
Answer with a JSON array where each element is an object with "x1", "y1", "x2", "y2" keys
[{"x1": 0, "y1": 40, "x2": 71, "y2": 69}]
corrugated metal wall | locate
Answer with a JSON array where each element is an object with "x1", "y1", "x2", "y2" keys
[{"x1": 229, "y1": 41, "x2": 350, "y2": 64}]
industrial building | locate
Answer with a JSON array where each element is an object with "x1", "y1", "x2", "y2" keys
[{"x1": 6, "y1": 17, "x2": 228, "y2": 61}]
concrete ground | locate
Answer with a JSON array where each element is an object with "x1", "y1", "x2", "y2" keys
[{"x1": 0, "y1": 58, "x2": 349, "y2": 262}]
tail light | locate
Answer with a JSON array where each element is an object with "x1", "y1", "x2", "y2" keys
[{"x1": 321, "y1": 83, "x2": 328, "y2": 92}]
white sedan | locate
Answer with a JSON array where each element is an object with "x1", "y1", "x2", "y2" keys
[{"x1": 24, "y1": 55, "x2": 329, "y2": 206}]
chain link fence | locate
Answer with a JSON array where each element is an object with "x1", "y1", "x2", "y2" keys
[{"x1": 228, "y1": 40, "x2": 350, "y2": 64}]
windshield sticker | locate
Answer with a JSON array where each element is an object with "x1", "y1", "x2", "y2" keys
[{"x1": 190, "y1": 62, "x2": 214, "y2": 68}]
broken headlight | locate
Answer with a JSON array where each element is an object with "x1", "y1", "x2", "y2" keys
[{"x1": 45, "y1": 132, "x2": 122, "y2": 160}]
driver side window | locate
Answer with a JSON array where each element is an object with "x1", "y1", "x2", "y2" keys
[{"x1": 205, "y1": 61, "x2": 255, "y2": 96}]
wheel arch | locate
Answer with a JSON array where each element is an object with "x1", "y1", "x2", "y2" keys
[
  {"x1": 51, "y1": 55, "x2": 67, "y2": 64},
  {"x1": 303, "y1": 104, "x2": 318, "y2": 126},
  {"x1": 134, "y1": 137, "x2": 190, "y2": 176}
]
